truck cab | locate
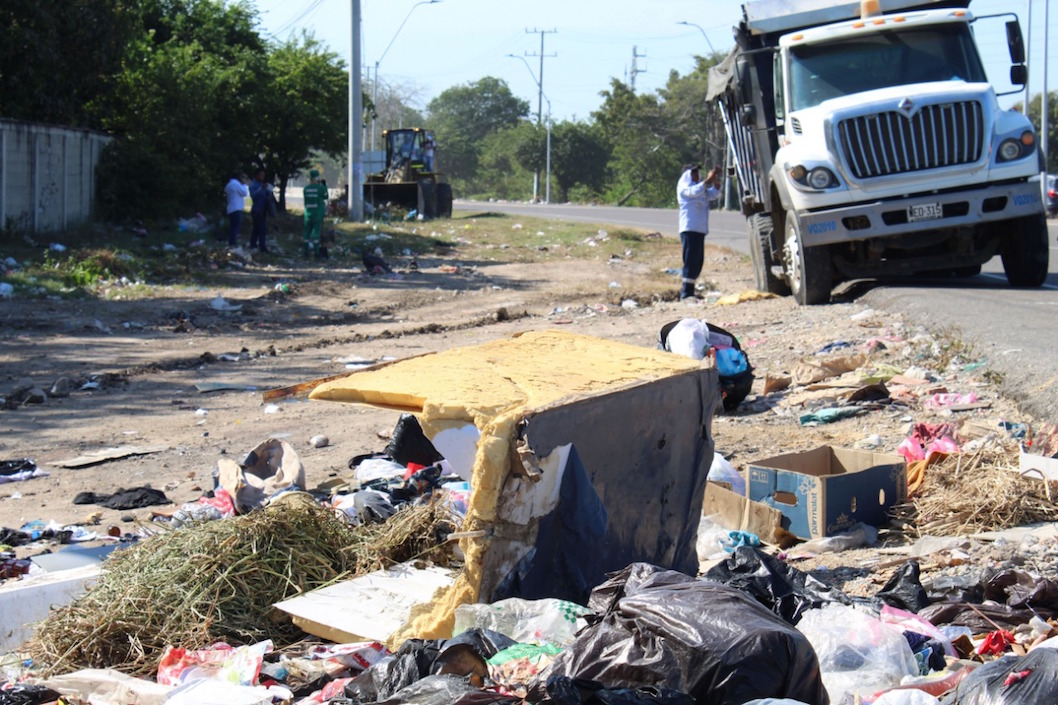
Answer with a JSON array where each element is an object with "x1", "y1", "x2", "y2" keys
[{"x1": 711, "y1": 0, "x2": 1048, "y2": 304}]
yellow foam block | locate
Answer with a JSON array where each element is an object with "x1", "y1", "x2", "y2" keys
[{"x1": 310, "y1": 330, "x2": 703, "y2": 644}]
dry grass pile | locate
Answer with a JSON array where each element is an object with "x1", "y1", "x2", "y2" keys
[
  {"x1": 29, "y1": 499, "x2": 458, "y2": 676},
  {"x1": 897, "y1": 440, "x2": 1058, "y2": 536},
  {"x1": 343, "y1": 498, "x2": 459, "y2": 574}
]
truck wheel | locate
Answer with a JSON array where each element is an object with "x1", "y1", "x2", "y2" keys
[
  {"x1": 1002, "y1": 213, "x2": 1049, "y2": 287},
  {"x1": 783, "y1": 210, "x2": 832, "y2": 305},
  {"x1": 748, "y1": 214, "x2": 789, "y2": 295},
  {"x1": 436, "y1": 183, "x2": 453, "y2": 218}
]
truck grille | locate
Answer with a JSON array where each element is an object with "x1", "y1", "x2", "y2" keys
[{"x1": 838, "y1": 101, "x2": 984, "y2": 179}]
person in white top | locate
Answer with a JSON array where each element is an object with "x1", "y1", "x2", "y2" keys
[
  {"x1": 676, "y1": 163, "x2": 721, "y2": 301},
  {"x1": 224, "y1": 172, "x2": 250, "y2": 247},
  {"x1": 423, "y1": 137, "x2": 436, "y2": 172}
]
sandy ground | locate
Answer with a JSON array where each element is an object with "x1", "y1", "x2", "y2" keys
[{"x1": 0, "y1": 234, "x2": 1030, "y2": 573}]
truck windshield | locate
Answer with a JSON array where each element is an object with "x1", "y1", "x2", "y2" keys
[{"x1": 788, "y1": 24, "x2": 987, "y2": 111}]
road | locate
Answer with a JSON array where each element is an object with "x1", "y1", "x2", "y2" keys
[{"x1": 456, "y1": 200, "x2": 1058, "y2": 419}]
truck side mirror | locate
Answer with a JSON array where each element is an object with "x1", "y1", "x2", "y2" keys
[
  {"x1": 1006, "y1": 20, "x2": 1025, "y2": 64},
  {"x1": 1010, "y1": 64, "x2": 1027, "y2": 87}
]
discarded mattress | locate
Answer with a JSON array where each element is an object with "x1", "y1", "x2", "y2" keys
[{"x1": 307, "y1": 330, "x2": 721, "y2": 643}]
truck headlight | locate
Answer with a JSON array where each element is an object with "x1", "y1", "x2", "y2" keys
[
  {"x1": 997, "y1": 139, "x2": 1022, "y2": 162},
  {"x1": 808, "y1": 167, "x2": 836, "y2": 189},
  {"x1": 788, "y1": 165, "x2": 838, "y2": 190}
]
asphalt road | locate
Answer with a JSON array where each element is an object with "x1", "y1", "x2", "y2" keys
[{"x1": 456, "y1": 200, "x2": 1058, "y2": 420}]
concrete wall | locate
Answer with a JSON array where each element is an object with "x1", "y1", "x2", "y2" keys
[{"x1": 0, "y1": 119, "x2": 111, "y2": 233}]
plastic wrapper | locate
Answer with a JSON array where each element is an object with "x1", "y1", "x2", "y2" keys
[
  {"x1": 453, "y1": 598, "x2": 591, "y2": 648},
  {"x1": 707, "y1": 454, "x2": 745, "y2": 495},
  {"x1": 487, "y1": 643, "x2": 562, "y2": 692},
  {"x1": 873, "y1": 692, "x2": 941, "y2": 705},
  {"x1": 157, "y1": 640, "x2": 272, "y2": 687},
  {"x1": 529, "y1": 563, "x2": 828, "y2": 705},
  {"x1": 703, "y1": 546, "x2": 850, "y2": 624},
  {"x1": 796, "y1": 604, "x2": 917, "y2": 703},
  {"x1": 543, "y1": 676, "x2": 695, "y2": 704},
  {"x1": 941, "y1": 649, "x2": 1058, "y2": 704}
]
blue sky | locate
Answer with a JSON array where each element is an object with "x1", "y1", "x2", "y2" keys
[{"x1": 252, "y1": 0, "x2": 1058, "y2": 122}]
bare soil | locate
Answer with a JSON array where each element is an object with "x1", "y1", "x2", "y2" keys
[{"x1": 0, "y1": 231, "x2": 1031, "y2": 578}]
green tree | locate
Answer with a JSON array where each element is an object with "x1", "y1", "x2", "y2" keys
[
  {"x1": 0, "y1": 0, "x2": 137, "y2": 128},
  {"x1": 550, "y1": 121, "x2": 610, "y2": 203},
  {"x1": 256, "y1": 33, "x2": 350, "y2": 211},
  {"x1": 427, "y1": 77, "x2": 529, "y2": 189},
  {"x1": 95, "y1": 0, "x2": 268, "y2": 218}
]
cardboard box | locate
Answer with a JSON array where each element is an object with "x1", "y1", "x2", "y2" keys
[
  {"x1": 703, "y1": 481, "x2": 795, "y2": 547},
  {"x1": 747, "y1": 446, "x2": 906, "y2": 539}
]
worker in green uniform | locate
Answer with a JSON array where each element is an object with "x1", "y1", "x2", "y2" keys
[{"x1": 302, "y1": 169, "x2": 328, "y2": 258}]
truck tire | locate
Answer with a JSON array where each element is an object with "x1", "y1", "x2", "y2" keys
[
  {"x1": 436, "y1": 183, "x2": 453, "y2": 218},
  {"x1": 783, "y1": 209, "x2": 832, "y2": 305},
  {"x1": 1002, "y1": 213, "x2": 1049, "y2": 287},
  {"x1": 748, "y1": 213, "x2": 789, "y2": 295}
]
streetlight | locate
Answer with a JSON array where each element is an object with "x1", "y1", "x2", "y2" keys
[
  {"x1": 677, "y1": 20, "x2": 716, "y2": 55},
  {"x1": 507, "y1": 53, "x2": 550, "y2": 202},
  {"x1": 371, "y1": 0, "x2": 441, "y2": 151}
]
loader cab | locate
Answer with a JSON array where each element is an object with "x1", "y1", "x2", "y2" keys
[{"x1": 383, "y1": 128, "x2": 436, "y2": 181}]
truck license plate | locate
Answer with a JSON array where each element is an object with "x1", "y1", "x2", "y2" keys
[{"x1": 908, "y1": 203, "x2": 942, "y2": 222}]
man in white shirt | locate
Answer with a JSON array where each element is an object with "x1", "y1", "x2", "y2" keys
[
  {"x1": 224, "y1": 172, "x2": 249, "y2": 247},
  {"x1": 676, "y1": 163, "x2": 721, "y2": 301}
]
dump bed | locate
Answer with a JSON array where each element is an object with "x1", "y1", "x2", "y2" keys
[{"x1": 742, "y1": 0, "x2": 966, "y2": 36}]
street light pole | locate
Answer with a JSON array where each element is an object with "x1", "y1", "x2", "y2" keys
[
  {"x1": 507, "y1": 54, "x2": 549, "y2": 202},
  {"x1": 677, "y1": 20, "x2": 716, "y2": 55},
  {"x1": 348, "y1": 0, "x2": 364, "y2": 221},
  {"x1": 371, "y1": 0, "x2": 441, "y2": 151}
]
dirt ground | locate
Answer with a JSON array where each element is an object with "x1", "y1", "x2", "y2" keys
[{"x1": 0, "y1": 225, "x2": 1033, "y2": 579}]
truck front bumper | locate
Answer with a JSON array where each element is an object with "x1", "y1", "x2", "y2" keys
[{"x1": 797, "y1": 181, "x2": 1043, "y2": 248}]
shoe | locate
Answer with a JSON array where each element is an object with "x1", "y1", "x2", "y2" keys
[{"x1": 681, "y1": 295, "x2": 701, "y2": 304}]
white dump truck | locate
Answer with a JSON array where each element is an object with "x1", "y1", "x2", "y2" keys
[{"x1": 708, "y1": 0, "x2": 1048, "y2": 304}]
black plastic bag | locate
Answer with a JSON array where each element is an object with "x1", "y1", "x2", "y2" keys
[
  {"x1": 435, "y1": 628, "x2": 517, "y2": 680},
  {"x1": 385, "y1": 414, "x2": 445, "y2": 468},
  {"x1": 346, "y1": 630, "x2": 516, "y2": 703},
  {"x1": 703, "y1": 545, "x2": 850, "y2": 624},
  {"x1": 545, "y1": 676, "x2": 695, "y2": 704},
  {"x1": 373, "y1": 674, "x2": 520, "y2": 705},
  {"x1": 941, "y1": 648, "x2": 1058, "y2": 704},
  {"x1": 0, "y1": 685, "x2": 62, "y2": 705},
  {"x1": 876, "y1": 560, "x2": 931, "y2": 613},
  {"x1": 921, "y1": 569, "x2": 1058, "y2": 631},
  {"x1": 530, "y1": 563, "x2": 829, "y2": 705},
  {"x1": 346, "y1": 638, "x2": 445, "y2": 702}
]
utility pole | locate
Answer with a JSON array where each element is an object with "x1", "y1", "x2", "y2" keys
[
  {"x1": 525, "y1": 28, "x2": 556, "y2": 201},
  {"x1": 629, "y1": 45, "x2": 647, "y2": 92},
  {"x1": 348, "y1": 0, "x2": 364, "y2": 221},
  {"x1": 1042, "y1": 0, "x2": 1049, "y2": 170}
]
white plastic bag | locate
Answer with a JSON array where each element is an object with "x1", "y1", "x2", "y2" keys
[
  {"x1": 666, "y1": 318, "x2": 709, "y2": 360},
  {"x1": 707, "y1": 453, "x2": 745, "y2": 495},
  {"x1": 452, "y1": 598, "x2": 590, "y2": 647},
  {"x1": 797, "y1": 604, "x2": 918, "y2": 703}
]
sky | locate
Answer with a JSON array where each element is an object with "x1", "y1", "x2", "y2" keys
[{"x1": 251, "y1": 0, "x2": 1058, "y2": 123}]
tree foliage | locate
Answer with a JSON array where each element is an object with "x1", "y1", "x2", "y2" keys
[
  {"x1": 0, "y1": 0, "x2": 138, "y2": 128},
  {"x1": 427, "y1": 77, "x2": 529, "y2": 190},
  {"x1": 1024, "y1": 91, "x2": 1058, "y2": 173},
  {"x1": 257, "y1": 33, "x2": 350, "y2": 210}
]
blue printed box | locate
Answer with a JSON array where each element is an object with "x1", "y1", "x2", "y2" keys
[{"x1": 747, "y1": 446, "x2": 906, "y2": 540}]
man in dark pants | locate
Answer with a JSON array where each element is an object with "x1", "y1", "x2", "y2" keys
[
  {"x1": 249, "y1": 168, "x2": 273, "y2": 252},
  {"x1": 676, "y1": 163, "x2": 721, "y2": 301}
]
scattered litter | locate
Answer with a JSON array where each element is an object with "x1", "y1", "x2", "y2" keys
[
  {"x1": 621, "y1": 299, "x2": 638, "y2": 310},
  {"x1": 48, "y1": 243, "x2": 67, "y2": 252},
  {"x1": 209, "y1": 295, "x2": 243, "y2": 312},
  {"x1": 0, "y1": 283, "x2": 12, "y2": 298},
  {"x1": 716, "y1": 289, "x2": 778, "y2": 305},
  {"x1": 263, "y1": 403, "x2": 281, "y2": 414},
  {"x1": 310, "y1": 435, "x2": 330, "y2": 448},
  {"x1": 194, "y1": 382, "x2": 258, "y2": 393},
  {"x1": 0, "y1": 459, "x2": 47, "y2": 484}
]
